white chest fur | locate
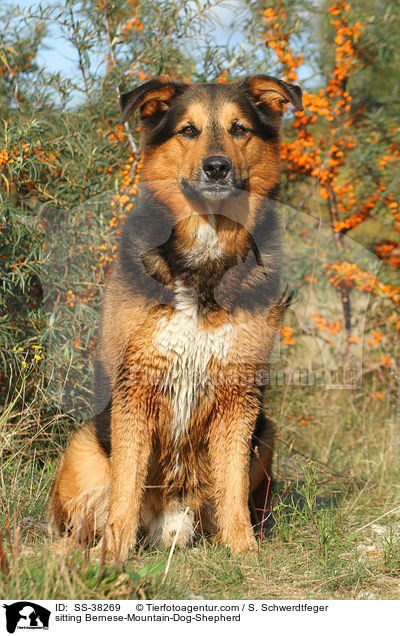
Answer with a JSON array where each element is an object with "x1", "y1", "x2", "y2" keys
[
  {"x1": 153, "y1": 284, "x2": 233, "y2": 441},
  {"x1": 183, "y1": 216, "x2": 223, "y2": 266}
]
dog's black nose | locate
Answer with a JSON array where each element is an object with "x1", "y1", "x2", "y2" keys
[{"x1": 203, "y1": 155, "x2": 232, "y2": 181}]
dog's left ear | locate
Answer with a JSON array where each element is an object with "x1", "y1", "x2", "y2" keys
[
  {"x1": 120, "y1": 78, "x2": 185, "y2": 124},
  {"x1": 248, "y1": 75, "x2": 303, "y2": 114}
]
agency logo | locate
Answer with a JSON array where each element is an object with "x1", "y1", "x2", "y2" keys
[{"x1": 2, "y1": 602, "x2": 50, "y2": 633}]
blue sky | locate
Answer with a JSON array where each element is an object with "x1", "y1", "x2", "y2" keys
[
  {"x1": 9, "y1": 0, "x2": 314, "y2": 95},
  {"x1": 13, "y1": 0, "x2": 83, "y2": 77},
  {"x1": 11, "y1": 0, "x2": 241, "y2": 78}
]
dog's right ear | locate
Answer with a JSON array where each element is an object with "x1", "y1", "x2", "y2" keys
[
  {"x1": 120, "y1": 79, "x2": 185, "y2": 124},
  {"x1": 248, "y1": 75, "x2": 303, "y2": 114}
]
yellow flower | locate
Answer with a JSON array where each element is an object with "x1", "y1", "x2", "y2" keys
[{"x1": 34, "y1": 354, "x2": 42, "y2": 361}]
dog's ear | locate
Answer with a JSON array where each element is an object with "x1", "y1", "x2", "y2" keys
[
  {"x1": 120, "y1": 79, "x2": 185, "y2": 124},
  {"x1": 248, "y1": 75, "x2": 303, "y2": 114}
]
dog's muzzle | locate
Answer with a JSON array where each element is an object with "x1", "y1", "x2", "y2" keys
[{"x1": 181, "y1": 154, "x2": 243, "y2": 201}]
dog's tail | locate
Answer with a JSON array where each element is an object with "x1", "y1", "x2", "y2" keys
[
  {"x1": 48, "y1": 423, "x2": 111, "y2": 542},
  {"x1": 276, "y1": 284, "x2": 296, "y2": 312},
  {"x1": 266, "y1": 284, "x2": 296, "y2": 328}
]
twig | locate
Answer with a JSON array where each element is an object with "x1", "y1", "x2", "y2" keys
[
  {"x1": 0, "y1": 532, "x2": 8, "y2": 575},
  {"x1": 103, "y1": 3, "x2": 138, "y2": 155},
  {"x1": 326, "y1": 184, "x2": 352, "y2": 340},
  {"x1": 354, "y1": 504, "x2": 400, "y2": 534},
  {"x1": 161, "y1": 506, "x2": 189, "y2": 585},
  {"x1": 68, "y1": 3, "x2": 93, "y2": 107}
]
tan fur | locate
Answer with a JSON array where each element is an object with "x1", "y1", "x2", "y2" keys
[
  {"x1": 49, "y1": 76, "x2": 302, "y2": 559},
  {"x1": 141, "y1": 98, "x2": 280, "y2": 217},
  {"x1": 49, "y1": 414, "x2": 274, "y2": 549}
]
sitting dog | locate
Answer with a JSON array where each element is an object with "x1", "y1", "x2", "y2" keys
[{"x1": 49, "y1": 75, "x2": 303, "y2": 558}]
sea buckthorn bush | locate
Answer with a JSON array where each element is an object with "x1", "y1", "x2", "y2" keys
[{"x1": 0, "y1": 0, "x2": 399, "y2": 448}]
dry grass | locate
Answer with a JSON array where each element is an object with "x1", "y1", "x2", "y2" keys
[{"x1": 1, "y1": 367, "x2": 400, "y2": 600}]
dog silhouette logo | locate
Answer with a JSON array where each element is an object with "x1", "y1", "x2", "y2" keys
[{"x1": 3, "y1": 602, "x2": 50, "y2": 633}]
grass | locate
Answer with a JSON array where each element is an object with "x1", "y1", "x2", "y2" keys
[{"x1": 1, "y1": 367, "x2": 400, "y2": 600}]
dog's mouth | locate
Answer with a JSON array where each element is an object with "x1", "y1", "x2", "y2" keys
[
  {"x1": 196, "y1": 182, "x2": 238, "y2": 200},
  {"x1": 181, "y1": 177, "x2": 245, "y2": 202}
]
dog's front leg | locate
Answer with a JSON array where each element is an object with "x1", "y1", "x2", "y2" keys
[
  {"x1": 105, "y1": 391, "x2": 152, "y2": 561},
  {"x1": 208, "y1": 388, "x2": 259, "y2": 553}
]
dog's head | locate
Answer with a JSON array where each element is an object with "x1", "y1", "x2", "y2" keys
[{"x1": 120, "y1": 76, "x2": 302, "y2": 210}]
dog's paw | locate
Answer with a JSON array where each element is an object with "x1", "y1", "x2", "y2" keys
[
  {"x1": 230, "y1": 535, "x2": 258, "y2": 554},
  {"x1": 219, "y1": 526, "x2": 258, "y2": 554}
]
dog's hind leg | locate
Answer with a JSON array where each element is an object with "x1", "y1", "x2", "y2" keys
[{"x1": 48, "y1": 423, "x2": 111, "y2": 542}]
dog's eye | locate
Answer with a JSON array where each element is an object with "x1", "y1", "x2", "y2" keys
[
  {"x1": 230, "y1": 123, "x2": 248, "y2": 137},
  {"x1": 178, "y1": 125, "x2": 198, "y2": 138}
]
